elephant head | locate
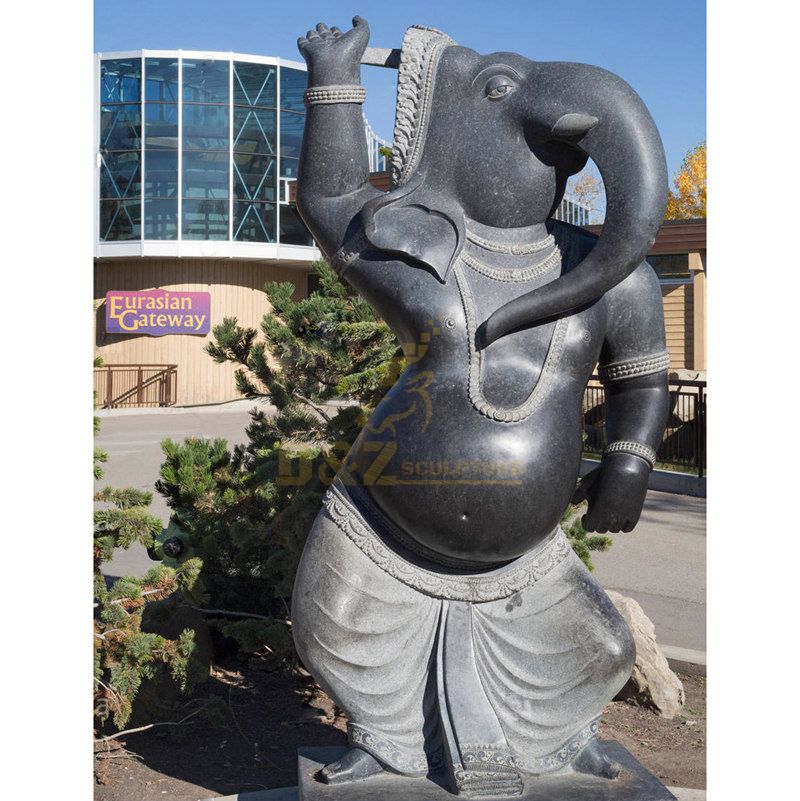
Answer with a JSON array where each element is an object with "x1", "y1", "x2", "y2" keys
[{"x1": 362, "y1": 25, "x2": 667, "y2": 346}]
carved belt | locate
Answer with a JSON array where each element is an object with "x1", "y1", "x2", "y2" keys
[{"x1": 321, "y1": 478, "x2": 573, "y2": 602}]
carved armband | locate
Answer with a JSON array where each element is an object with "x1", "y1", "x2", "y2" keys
[
  {"x1": 598, "y1": 351, "x2": 670, "y2": 384},
  {"x1": 303, "y1": 85, "x2": 366, "y2": 106},
  {"x1": 603, "y1": 441, "x2": 657, "y2": 470}
]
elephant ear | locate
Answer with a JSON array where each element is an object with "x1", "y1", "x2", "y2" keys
[
  {"x1": 365, "y1": 204, "x2": 460, "y2": 283},
  {"x1": 361, "y1": 176, "x2": 464, "y2": 283}
]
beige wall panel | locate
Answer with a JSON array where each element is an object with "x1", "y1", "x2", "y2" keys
[
  {"x1": 660, "y1": 282, "x2": 695, "y2": 370},
  {"x1": 94, "y1": 258, "x2": 309, "y2": 406}
]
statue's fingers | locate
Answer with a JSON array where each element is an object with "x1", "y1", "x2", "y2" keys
[
  {"x1": 331, "y1": 26, "x2": 343, "y2": 36},
  {"x1": 316, "y1": 22, "x2": 330, "y2": 34},
  {"x1": 306, "y1": 29, "x2": 320, "y2": 41}
]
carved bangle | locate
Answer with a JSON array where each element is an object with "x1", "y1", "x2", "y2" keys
[
  {"x1": 603, "y1": 441, "x2": 657, "y2": 469},
  {"x1": 303, "y1": 85, "x2": 366, "y2": 106},
  {"x1": 598, "y1": 351, "x2": 670, "y2": 384}
]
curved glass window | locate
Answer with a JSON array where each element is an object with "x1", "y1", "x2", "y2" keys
[
  {"x1": 280, "y1": 68, "x2": 307, "y2": 113},
  {"x1": 98, "y1": 54, "x2": 317, "y2": 248},
  {"x1": 233, "y1": 62, "x2": 277, "y2": 242},
  {"x1": 182, "y1": 60, "x2": 229, "y2": 239},
  {"x1": 144, "y1": 58, "x2": 179, "y2": 239},
  {"x1": 100, "y1": 59, "x2": 141, "y2": 240}
]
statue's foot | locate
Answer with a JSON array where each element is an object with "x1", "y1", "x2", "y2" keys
[
  {"x1": 319, "y1": 747, "x2": 386, "y2": 784},
  {"x1": 572, "y1": 740, "x2": 621, "y2": 780}
]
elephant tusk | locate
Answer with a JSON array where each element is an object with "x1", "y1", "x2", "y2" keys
[{"x1": 361, "y1": 47, "x2": 401, "y2": 68}]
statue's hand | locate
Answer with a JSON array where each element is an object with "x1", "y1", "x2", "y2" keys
[
  {"x1": 572, "y1": 453, "x2": 650, "y2": 534},
  {"x1": 297, "y1": 17, "x2": 370, "y2": 86}
]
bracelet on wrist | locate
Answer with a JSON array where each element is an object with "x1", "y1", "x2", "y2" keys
[
  {"x1": 602, "y1": 441, "x2": 657, "y2": 470},
  {"x1": 304, "y1": 85, "x2": 366, "y2": 106}
]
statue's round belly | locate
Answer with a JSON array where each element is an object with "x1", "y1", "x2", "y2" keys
[{"x1": 346, "y1": 384, "x2": 583, "y2": 567}]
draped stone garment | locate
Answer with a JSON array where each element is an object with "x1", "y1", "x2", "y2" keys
[{"x1": 291, "y1": 480, "x2": 635, "y2": 790}]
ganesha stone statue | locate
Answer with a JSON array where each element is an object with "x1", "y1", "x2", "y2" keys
[{"x1": 291, "y1": 15, "x2": 671, "y2": 799}]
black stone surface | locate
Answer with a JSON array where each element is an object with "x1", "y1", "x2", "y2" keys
[{"x1": 297, "y1": 744, "x2": 677, "y2": 801}]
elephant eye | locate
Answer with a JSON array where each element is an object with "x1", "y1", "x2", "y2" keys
[{"x1": 485, "y1": 74, "x2": 516, "y2": 101}]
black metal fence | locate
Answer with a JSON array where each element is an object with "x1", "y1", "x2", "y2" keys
[{"x1": 582, "y1": 377, "x2": 706, "y2": 476}]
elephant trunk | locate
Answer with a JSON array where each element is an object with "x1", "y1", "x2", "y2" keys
[{"x1": 481, "y1": 62, "x2": 667, "y2": 347}]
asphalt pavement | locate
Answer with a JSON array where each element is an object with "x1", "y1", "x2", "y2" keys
[{"x1": 96, "y1": 403, "x2": 706, "y2": 651}]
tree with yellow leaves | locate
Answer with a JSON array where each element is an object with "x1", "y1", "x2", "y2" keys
[{"x1": 665, "y1": 142, "x2": 706, "y2": 219}]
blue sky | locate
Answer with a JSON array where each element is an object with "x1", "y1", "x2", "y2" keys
[{"x1": 94, "y1": 0, "x2": 705, "y2": 181}]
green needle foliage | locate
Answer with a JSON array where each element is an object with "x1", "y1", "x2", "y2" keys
[
  {"x1": 155, "y1": 259, "x2": 611, "y2": 658},
  {"x1": 94, "y1": 401, "x2": 204, "y2": 733},
  {"x1": 155, "y1": 261, "x2": 401, "y2": 657},
  {"x1": 560, "y1": 502, "x2": 613, "y2": 571}
]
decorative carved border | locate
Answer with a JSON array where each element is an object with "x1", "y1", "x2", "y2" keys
[
  {"x1": 453, "y1": 261, "x2": 569, "y2": 423},
  {"x1": 391, "y1": 26, "x2": 455, "y2": 186},
  {"x1": 603, "y1": 440, "x2": 657, "y2": 469},
  {"x1": 465, "y1": 228, "x2": 556, "y2": 256},
  {"x1": 321, "y1": 481, "x2": 572, "y2": 602},
  {"x1": 460, "y1": 244, "x2": 561, "y2": 283},
  {"x1": 514, "y1": 717, "x2": 601, "y2": 775},
  {"x1": 303, "y1": 85, "x2": 366, "y2": 106},
  {"x1": 598, "y1": 351, "x2": 670, "y2": 383},
  {"x1": 348, "y1": 724, "x2": 430, "y2": 775}
]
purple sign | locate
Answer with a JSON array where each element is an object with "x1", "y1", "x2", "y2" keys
[{"x1": 105, "y1": 290, "x2": 211, "y2": 336}]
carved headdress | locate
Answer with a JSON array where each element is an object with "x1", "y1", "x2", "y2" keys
[{"x1": 390, "y1": 25, "x2": 455, "y2": 187}]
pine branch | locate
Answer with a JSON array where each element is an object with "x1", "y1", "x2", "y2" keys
[{"x1": 94, "y1": 703, "x2": 210, "y2": 743}]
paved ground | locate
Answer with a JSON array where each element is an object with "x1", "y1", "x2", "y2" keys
[{"x1": 96, "y1": 404, "x2": 706, "y2": 651}]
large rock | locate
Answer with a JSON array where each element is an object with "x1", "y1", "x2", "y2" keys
[{"x1": 606, "y1": 590, "x2": 685, "y2": 718}]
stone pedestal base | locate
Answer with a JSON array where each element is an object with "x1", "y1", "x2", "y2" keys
[{"x1": 298, "y1": 744, "x2": 676, "y2": 801}]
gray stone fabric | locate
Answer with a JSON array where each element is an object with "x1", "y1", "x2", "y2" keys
[{"x1": 292, "y1": 480, "x2": 635, "y2": 780}]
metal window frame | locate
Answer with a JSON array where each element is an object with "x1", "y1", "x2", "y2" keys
[
  {"x1": 275, "y1": 62, "x2": 281, "y2": 246},
  {"x1": 96, "y1": 50, "x2": 321, "y2": 261}
]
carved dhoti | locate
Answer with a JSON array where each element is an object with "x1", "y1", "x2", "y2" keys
[{"x1": 292, "y1": 479, "x2": 635, "y2": 794}]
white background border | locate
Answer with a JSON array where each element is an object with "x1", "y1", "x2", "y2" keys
[{"x1": 3, "y1": 2, "x2": 800, "y2": 799}]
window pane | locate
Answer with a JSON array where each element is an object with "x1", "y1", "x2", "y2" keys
[
  {"x1": 100, "y1": 199, "x2": 141, "y2": 240},
  {"x1": 280, "y1": 156, "x2": 300, "y2": 179},
  {"x1": 101, "y1": 104, "x2": 141, "y2": 151},
  {"x1": 100, "y1": 151, "x2": 141, "y2": 199},
  {"x1": 183, "y1": 103, "x2": 229, "y2": 149},
  {"x1": 144, "y1": 149, "x2": 178, "y2": 198},
  {"x1": 279, "y1": 204, "x2": 313, "y2": 246},
  {"x1": 183, "y1": 150, "x2": 229, "y2": 198},
  {"x1": 182, "y1": 59, "x2": 229, "y2": 104},
  {"x1": 234, "y1": 201, "x2": 276, "y2": 242},
  {"x1": 648, "y1": 253, "x2": 691, "y2": 281},
  {"x1": 234, "y1": 107, "x2": 276, "y2": 155},
  {"x1": 144, "y1": 198, "x2": 178, "y2": 239},
  {"x1": 145, "y1": 102, "x2": 178, "y2": 148},
  {"x1": 101, "y1": 58, "x2": 141, "y2": 103},
  {"x1": 280, "y1": 67, "x2": 307, "y2": 112},
  {"x1": 233, "y1": 62, "x2": 276, "y2": 108},
  {"x1": 182, "y1": 198, "x2": 229, "y2": 239},
  {"x1": 233, "y1": 152, "x2": 276, "y2": 202},
  {"x1": 145, "y1": 58, "x2": 178, "y2": 102},
  {"x1": 280, "y1": 111, "x2": 304, "y2": 160}
]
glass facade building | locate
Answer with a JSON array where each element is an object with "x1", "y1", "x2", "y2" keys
[{"x1": 96, "y1": 51, "x2": 316, "y2": 258}]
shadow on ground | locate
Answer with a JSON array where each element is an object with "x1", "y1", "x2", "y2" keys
[{"x1": 95, "y1": 661, "x2": 347, "y2": 801}]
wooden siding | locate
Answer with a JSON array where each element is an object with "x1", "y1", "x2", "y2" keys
[
  {"x1": 661, "y1": 282, "x2": 694, "y2": 370},
  {"x1": 584, "y1": 218, "x2": 706, "y2": 254},
  {"x1": 94, "y1": 259, "x2": 310, "y2": 406}
]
